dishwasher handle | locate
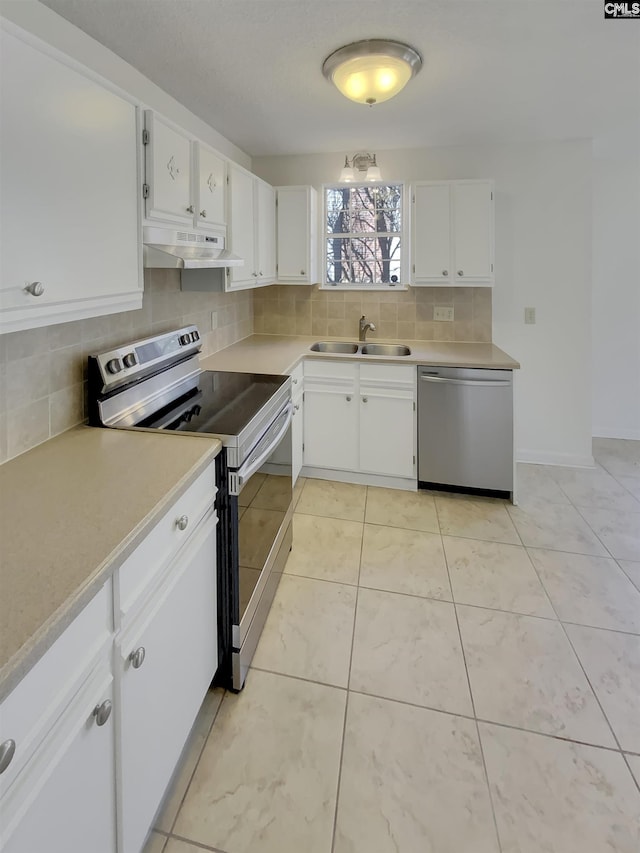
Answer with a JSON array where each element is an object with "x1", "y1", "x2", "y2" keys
[{"x1": 419, "y1": 374, "x2": 511, "y2": 387}]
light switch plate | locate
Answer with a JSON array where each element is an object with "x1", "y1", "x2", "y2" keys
[
  {"x1": 434, "y1": 305, "x2": 454, "y2": 322},
  {"x1": 211, "y1": 311, "x2": 218, "y2": 330},
  {"x1": 524, "y1": 307, "x2": 536, "y2": 325}
]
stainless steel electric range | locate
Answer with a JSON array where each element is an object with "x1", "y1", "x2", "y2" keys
[{"x1": 88, "y1": 326, "x2": 293, "y2": 691}]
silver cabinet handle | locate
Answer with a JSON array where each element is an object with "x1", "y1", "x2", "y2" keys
[
  {"x1": 0, "y1": 740, "x2": 16, "y2": 774},
  {"x1": 457, "y1": 270, "x2": 464, "y2": 276},
  {"x1": 200, "y1": 209, "x2": 207, "y2": 217},
  {"x1": 176, "y1": 515, "x2": 189, "y2": 531},
  {"x1": 294, "y1": 404, "x2": 300, "y2": 411},
  {"x1": 292, "y1": 378, "x2": 298, "y2": 384},
  {"x1": 24, "y1": 281, "x2": 44, "y2": 297},
  {"x1": 93, "y1": 700, "x2": 112, "y2": 727},
  {"x1": 129, "y1": 646, "x2": 146, "y2": 669},
  {"x1": 300, "y1": 270, "x2": 305, "y2": 275},
  {"x1": 252, "y1": 272, "x2": 258, "y2": 277},
  {"x1": 362, "y1": 397, "x2": 368, "y2": 403},
  {"x1": 442, "y1": 270, "x2": 449, "y2": 276},
  {"x1": 259, "y1": 271, "x2": 263, "y2": 276},
  {"x1": 186, "y1": 205, "x2": 194, "y2": 214},
  {"x1": 346, "y1": 396, "x2": 352, "y2": 402}
]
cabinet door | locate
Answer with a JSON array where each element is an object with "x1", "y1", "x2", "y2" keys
[
  {"x1": 359, "y1": 393, "x2": 415, "y2": 478},
  {"x1": 412, "y1": 182, "x2": 451, "y2": 284},
  {"x1": 303, "y1": 389, "x2": 359, "y2": 471},
  {"x1": 228, "y1": 165, "x2": 256, "y2": 288},
  {"x1": 118, "y1": 515, "x2": 217, "y2": 853},
  {"x1": 145, "y1": 111, "x2": 193, "y2": 225},
  {"x1": 292, "y1": 391, "x2": 303, "y2": 485},
  {"x1": 3, "y1": 673, "x2": 116, "y2": 853},
  {"x1": 452, "y1": 181, "x2": 493, "y2": 283},
  {"x1": 196, "y1": 143, "x2": 226, "y2": 229},
  {"x1": 0, "y1": 29, "x2": 141, "y2": 333},
  {"x1": 257, "y1": 180, "x2": 276, "y2": 284},
  {"x1": 276, "y1": 186, "x2": 314, "y2": 283}
]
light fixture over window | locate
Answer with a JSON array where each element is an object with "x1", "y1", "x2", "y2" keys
[
  {"x1": 323, "y1": 39, "x2": 422, "y2": 105},
  {"x1": 340, "y1": 153, "x2": 381, "y2": 183}
]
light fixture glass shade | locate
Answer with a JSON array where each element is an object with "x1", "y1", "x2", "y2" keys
[
  {"x1": 340, "y1": 165, "x2": 356, "y2": 182},
  {"x1": 365, "y1": 164, "x2": 381, "y2": 181},
  {"x1": 323, "y1": 39, "x2": 422, "y2": 105}
]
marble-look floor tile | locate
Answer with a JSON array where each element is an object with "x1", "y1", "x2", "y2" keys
[
  {"x1": 529, "y1": 548, "x2": 640, "y2": 633},
  {"x1": 551, "y1": 465, "x2": 640, "y2": 513},
  {"x1": 616, "y1": 474, "x2": 640, "y2": 502},
  {"x1": 626, "y1": 754, "x2": 640, "y2": 787},
  {"x1": 142, "y1": 831, "x2": 167, "y2": 853},
  {"x1": 296, "y1": 478, "x2": 367, "y2": 521},
  {"x1": 566, "y1": 624, "x2": 640, "y2": 753},
  {"x1": 155, "y1": 689, "x2": 224, "y2": 833},
  {"x1": 457, "y1": 606, "x2": 615, "y2": 746},
  {"x1": 619, "y1": 559, "x2": 640, "y2": 593},
  {"x1": 516, "y1": 463, "x2": 570, "y2": 504},
  {"x1": 163, "y1": 839, "x2": 208, "y2": 853},
  {"x1": 284, "y1": 513, "x2": 362, "y2": 585},
  {"x1": 593, "y1": 437, "x2": 640, "y2": 479},
  {"x1": 252, "y1": 574, "x2": 356, "y2": 687},
  {"x1": 444, "y1": 537, "x2": 554, "y2": 617},
  {"x1": 334, "y1": 693, "x2": 499, "y2": 853},
  {"x1": 350, "y1": 588, "x2": 472, "y2": 715},
  {"x1": 506, "y1": 499, "x2": 608, "y2": 556},
  {"x1": 365, "y1": 486, "x2": 439, "y2": 532},
  {"x1": 435, "y1": 496, "x2": 520, "y2": 544},
  {"x1": 577, "y1": 505, "x2": 640, "y2": 561},
  {"x1": 173, "y1": 670, "x2": 345, "y2": 853},
  {"x1": 479, "y1": 722, "x2": 640, "y2": 853},
  {"x1": 359, "y1": 524, "x2": 451, "y2": 600}
]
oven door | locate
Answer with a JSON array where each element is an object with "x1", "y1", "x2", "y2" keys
[{"x1": 231, "y1": 401, "x2": 293, "y2": 690}]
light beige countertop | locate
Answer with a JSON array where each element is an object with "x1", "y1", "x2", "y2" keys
[
  {"x1": 0, "y1": 425, "x2": 221, "y2": 701},
  {"x1": 200, "y1": 334, "x2": 520, "y2": 374}
]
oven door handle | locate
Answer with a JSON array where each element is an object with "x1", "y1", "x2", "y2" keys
[{"x1": 236, "y1": 402, "x2": 293, "y2": 488}]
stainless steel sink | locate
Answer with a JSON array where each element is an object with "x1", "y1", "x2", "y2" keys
[
  {"x1": 310, "y1": 341, "x2": 359, "y2": 354},
  {"x1": 361, "y1": 343, "x2": 412, "y2": 357}
]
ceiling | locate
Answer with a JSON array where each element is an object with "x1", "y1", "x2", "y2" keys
[{"x1": 40, "y1": 0, "x2": 640, "y2": 158}]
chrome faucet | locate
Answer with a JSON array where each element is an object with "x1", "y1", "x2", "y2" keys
[{"x1": 359, "y1": 315, "x2": 376, "y2": 342}]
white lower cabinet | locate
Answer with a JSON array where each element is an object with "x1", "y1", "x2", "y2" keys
[
  {"x1": 117, "y1": 511, "x2": 218, "y2": 853},
  {"x1": 303, "y1": 361, "x2": 416, "y2": 482}
]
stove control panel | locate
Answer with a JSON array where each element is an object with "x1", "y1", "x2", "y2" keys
[{"x1": 92, "y1": 325, "x2": 201, "y2": 390}]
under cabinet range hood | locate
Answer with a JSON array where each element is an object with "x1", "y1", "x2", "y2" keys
[{"x1": 143, "y1": 226, "x2": 244, "y2": 269}]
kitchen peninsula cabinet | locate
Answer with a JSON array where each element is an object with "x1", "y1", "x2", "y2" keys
[
  {"x1": 412, "y1": 180, "x2": 494, "y2": 286},
  {"x1": 226, "y1": 164, "x2": 276, "y2": 291},
  {"x1": 0, "y1": 24, "x2": 142, "y2": 334}
]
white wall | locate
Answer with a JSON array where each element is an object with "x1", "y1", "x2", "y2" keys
[
  {"x1": 0, "y1": 0, "x2": 251, "y2": 168},
  {"x1": 591, "y1": 124, "x2": 640, "y2": 441},
  {"x1": 254, "y1": 141, "x2": 595, "y2": 467}
]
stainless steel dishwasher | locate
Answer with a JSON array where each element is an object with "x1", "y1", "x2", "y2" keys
[{"x1": 418, "y1": 366, "x2": 513, "y2": 497}]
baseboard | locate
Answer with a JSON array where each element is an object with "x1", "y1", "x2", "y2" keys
[
  {"x1": 300, "y1": 466, "x2": 417, "y2": 491},
  {"x1": 593, "y1": 427, "x2": 640, "y2": 441},
  {"x1": 516, "y1": 450, "x2": 596, "y2": 468}
]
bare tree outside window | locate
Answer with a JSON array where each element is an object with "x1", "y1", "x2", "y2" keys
[{"x1": 325, "y1": 185, "x2": 403, "y2": 286}]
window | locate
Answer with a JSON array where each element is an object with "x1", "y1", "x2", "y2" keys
[{"x1": 325, "y1": 184, "x2": 404, "y2": 287}]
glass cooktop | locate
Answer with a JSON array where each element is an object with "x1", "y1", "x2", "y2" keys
[{"x1": 140, "y1": 370, "x2": 289, "y2": 437}]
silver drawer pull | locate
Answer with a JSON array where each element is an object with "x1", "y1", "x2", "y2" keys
[
  {"x1": 24, "y1": 281, "x2": 44, "y2": 297},
  {"x1": 200, "y1": 209, "x2": 207, "y2": 217},
  {"x1": 346, "y1": 396, "x2": 352, "y2": 402},
  {"x1": 93, "y1": 700, "x2": 112, "y2": 727},
  {"x1": 129, "y1": 646, "x2": 146, "y2": 669},
  {"x1": 0, "y1": 740, "x2": 16, "y2": 774},
  {"x1": 362, "y1": 397, "x2": 368, "y2": 403},
  {"x1": 457, "y1": 270, "x2": 464, "y2": 276},
  {"x1": 176, "y1": 515, "x2": 189, "y2": 531},
  {"x1": 292, "y1": 378, "x2": 298, "y2": 384}
]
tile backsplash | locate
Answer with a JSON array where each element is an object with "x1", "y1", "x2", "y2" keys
[
  {"x1": 0, "y1": 270, "x2": 252, "y2": 463},
  {"x1": 253, "y1": 285, "x2": 492, "y2": 344}
]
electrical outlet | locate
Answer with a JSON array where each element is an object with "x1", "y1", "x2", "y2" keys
[
  {"x1": 524, "y1": 307, "x2": 536, "y2": 325},
  {"x1": 433, "y1": 305, "x2": 454, "y2": 322},
  {"x1": 211, "y1": 311, "x2": 218, "y2": 330}
]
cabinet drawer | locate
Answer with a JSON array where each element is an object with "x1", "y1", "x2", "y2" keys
[
  {"x1": 117, "y1": 461, "x2": 216, "y2": 620},
  {"x1": 0, "y1": 581, "x2": 112, "y2": 797},
  {"x1": 359, "y1": 363, "x2": 416, "y2": 389},
  {"x1": 304, "y1": 360, "x2": 358, "y2": 386}
]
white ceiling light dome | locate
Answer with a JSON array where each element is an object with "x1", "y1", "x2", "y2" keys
[{"x1": 322, "y1": 39, "x2": 423, "y2": 105}]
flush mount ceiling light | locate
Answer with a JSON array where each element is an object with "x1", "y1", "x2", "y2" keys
[
  {"x1": 322, "y1": 39, "x2": 422, "y2": 105},
  {"x1": 340, "y1": 153, "x2": 381, "y2": 182}
]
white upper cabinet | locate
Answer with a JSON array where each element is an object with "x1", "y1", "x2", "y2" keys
[
  {"x1": 412, "y1": 180, "x2": 494, "y2": 286},
  {"x1": 0, "y1": 26, "x2": 142, "y2": 334},
  {"x1": 143, "y1": 111, "x2": 193, "y2": 225},
  {"x1": 276, "y1": 186, "x2": 318, "y2": 284},
  {"x1": 195, "y1": 143, "x2": 226, "y2": 230},
  {"x1": 227, "y1": 164, "x2": 276, "y2": 291}
]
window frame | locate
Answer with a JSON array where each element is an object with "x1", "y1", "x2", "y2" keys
[{"x1": 321, "y1": 181, "x2": 409, "y2": 290}]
